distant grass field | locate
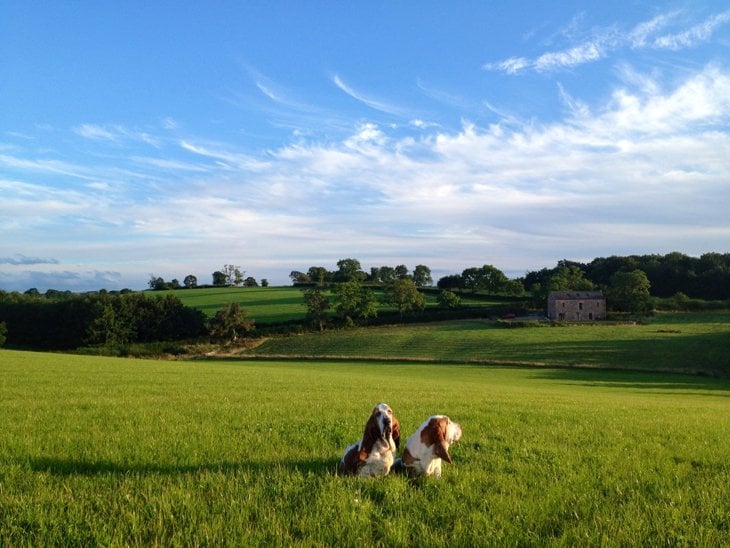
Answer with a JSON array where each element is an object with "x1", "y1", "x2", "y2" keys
[
  {"x1": 1, "y1": 349, "x2": 729, "y2": 545},
  {"x1": 169, "y1": 286, "x2": 508, "y2": 324},
  {"x1": 247, "y1": 311, "x2": 730, "y2": 376}
]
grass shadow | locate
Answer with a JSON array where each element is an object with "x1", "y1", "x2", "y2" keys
[{"x1": 532, "y1": 367, "x2": 730, "y2": 394}]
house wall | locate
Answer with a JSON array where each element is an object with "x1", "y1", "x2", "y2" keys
[{"x1": 548, "y1": 298, "x2": 605, "y2": 321}]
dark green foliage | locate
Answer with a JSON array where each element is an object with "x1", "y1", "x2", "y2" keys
[
  {"x1": 0, "y1": 291, "x2": 205, "y2": 350},
  {"x1": 608, "y1": 270, "x2": 652, "y2": 314},
  {"x1": 384, "y1": 279, "x2": 425, "y2": 317},
  {"x1": 208, "y1": 302, "x2": 255, "y2": 342},
  {"x1": 303, "y1": 287, "x2": 330, "y2": 331},
  {"x1": 524, "y1": 252, "x2": 730, "y2": 301},
  {"x1": 0, "y1": 321, "x2": 6, "y2": 346},
  {"x1": 334, "y1": 281, "x2": 377, "y2": 325},
  {"x1": 437, "y1": 290, "x2": 461, "y2": 308}
]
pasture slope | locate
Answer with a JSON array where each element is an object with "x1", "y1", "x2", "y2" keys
[
  {"x1": 1, "y1": 348, "x2": 729, "y2": 545},
  {"x1": 246, "y1": 311, "x2": 730, "y2": 377}
]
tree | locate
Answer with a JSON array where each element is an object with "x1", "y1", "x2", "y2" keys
[
  {"x1": 437, "y1": 274, "x2": 463, "y2": 290},
  {"x1": 334, "y1": 281, "x2": 377, "y2": 325},
  {"x1": 608, "y1": 270, "x2": 652, "y2": 314},
  {"x1": 290, "y1": 271, "x2": 310, "y2": 284},
  {"x1": 548, "y1": 265, "x2": 594, "y2": 293},
  {"x1": 222, "y1": 264, "x2": 244, "y2": 287},
  {"x1": 0, "y1": 321, "x2": 7, "y2": 347},
  {"x1": 385, "y1": 278, "x2": 425, "y2": 317},
  {"x1": 335, "y1": 258, "x2": 365, "y2": 282},
  {"x1": 413, "y1": 265, "x2": 433, "y2": 287},
  {"x1": 212, "y1": 271, "x2": 227, "y2": 286},
  {"x1": 260, "y1": 279, "x2": 269, "y2": 287},
  {"x1": 461, "y1": 265, "x2": 509, "y2": 293},
  {"x1": 379, "y1": 266, "x2": 397, "y2": 284},
  {"x1": 183, "y1": 275, "x2": 198, "y2": 289},
  {"x1": 303, "y1": 287, "x2": 330, "y2": 331},
  {"x1": 208, "y1": 302, "x2": 255, "y2": 342},
  {"x1": 307, "y1": 266, "x2": 329, "y2": 286},
  {"x1": 394, "y1": 265, "x2": 409, "y2": 279},
  {"x1": 148, "y1": 276, "x2": 166, "y2": 291},
  {"x1": 243, "y1": 277, "x2": 258, "y2": 287},
  {"x1": 437, "y1": 290, "x2": 461, "y2": 309}
]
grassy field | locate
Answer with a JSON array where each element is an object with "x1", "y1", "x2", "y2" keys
[
  {"x1": 169, "y1": 286, "x2": 308, "y2": 323},
  {"x1": 246, "y1": 311, "x2": 730, "y2": 376},
  {"x1": 168, "y1": 286, "x2": 513, "y2": 323},
  {"x1": 1, "y1": 349, "x2": 729, "y2": 545}
]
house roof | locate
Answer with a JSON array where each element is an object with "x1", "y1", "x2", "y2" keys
[{"x1": 548, "y1": 291, "x2": 604, "y2": 300}]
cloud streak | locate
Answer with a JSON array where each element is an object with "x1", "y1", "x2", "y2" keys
[
  {"x1": 485, "y1": 10, "x2": 730, "y2": 74},
  {"x1": 0, "y1": 254, "x2": 59, "y2": 266},
  {"x1": 333, "y1": 75, "x2": 408, "y2": 116}
]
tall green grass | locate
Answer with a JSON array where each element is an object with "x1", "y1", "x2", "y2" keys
[
  {"x1": 1, "y1": 349, "x2": 729, "y2": 545},
  {"x1": 248, "y1": 311, "x2": 730, "y2": 376}
]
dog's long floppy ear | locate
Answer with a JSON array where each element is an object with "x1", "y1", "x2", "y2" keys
[
  {"x1": 361, "y1": 412, "x2": 381, "y2": 454},
  {"x1": 391, "y1": 417, "x2": 401, "y2": 450},
  {"x1": 428, "y1": 417, "x2": 452, "y2": 464}
]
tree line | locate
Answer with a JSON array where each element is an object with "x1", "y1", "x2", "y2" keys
[
  {"x1": 0, "y1": 290, "x2": 257, "y2": 351},
  {"x1": 521, "y1": 252, "x2": 730, "y2": 301},
  {"x1": 148, "y1": 265, "x2": 269, "y2": 291}
]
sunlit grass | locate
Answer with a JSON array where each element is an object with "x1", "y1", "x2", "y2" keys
[
  {"x1": 248, "y1": 311, "x2": 730, "y2": 375},
  {"x1": 1, "y1": 349, "x2": 729, "y2": 545}
]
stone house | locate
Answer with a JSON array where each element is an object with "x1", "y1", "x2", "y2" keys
[{"x1": 547, "y1": 291, "x2": 606, "y2": 321}]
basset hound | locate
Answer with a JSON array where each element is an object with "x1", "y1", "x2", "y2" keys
[
  {"x1": 401, "y1": 415, "x2": 462, "y2": 478},
  {"x1": 339, "y1": 403, "x2": 401, "y2": 477}
]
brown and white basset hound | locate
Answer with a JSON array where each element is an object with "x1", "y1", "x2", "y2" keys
[
  {"x1": 339, "y1": 403, "x2": 401, "y2": 477},
  {"x1": 401, "y1": 415, "x2": 462, "y2": 478}
]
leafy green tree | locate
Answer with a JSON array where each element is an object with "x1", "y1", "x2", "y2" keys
[
  {"x1": 385, "y1": 278, "x2": 425, "y2": 317},
  {"x1": 260, "y1": 279, "x2": 269, "y2": 287},
  {"x1": 437, "y1": 290, "x2": 461, "y2": 309},
  {"x1": 183, "y1": 274, "x2": 198, "y2": 289},
  {"x1": 208, "y1": 302, "x2": 255, "y2": 342},
  {"x1": 307, "y1": 266, "x2": 329, "y2": 286},
  {"x1": 243, "y1": 277, "x2": 258, "y2": 287},
  {"x1": 335, "y1": 258, "x2": 365, "y2": 282},
  {"x1": 222, "y1": 264, "x2": 244, "y2": 286},
  {"x1": 303, "y1": 287, "x2": 330, "y2": 331},
  {"x1": 608, "y1": 270, "x2": 652, "y2": 314},
  {"x1": 334, "y1": 281, "x2": 377, "y2": 324},
  {"x1": 461, "y1": 265, "x2": 509, "y2": 293},
  {"x1": 413, "y1": 265, "x2": 433, "y2": 287},
  {"x1": 212, "y1": 271, "x2": 227, "y2": 286},
  {"x1": 148, "y1": 276, "x2": 166, "y2": 290},
  {"x1": 395, "y1": 265, "x2": 409, "y2": 279},
  {"x1": 0, "y1": 321, "x2": 7, "y2": 347},
  {"x1": 437, "y1": 274, "x2": 463, "y2": 290},
  {"x1": 379, "y1": 266, "x2": 397, "y2": 284},
  {"x1": 548, "y1": 265, "x2": 594, "y2": 293}
]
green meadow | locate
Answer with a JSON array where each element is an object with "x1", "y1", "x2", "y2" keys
[
  {"x1": 2, "y1": 348, "x2": 729, "y2": 545},
  {"x1": 247, "y1": 311, "x2": 730, "y2": 377},
  {"x1": 169, "y1": 285, "x2": 508, "y2": 323}
]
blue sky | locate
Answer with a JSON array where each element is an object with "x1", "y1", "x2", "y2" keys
[{"x1": 2, "y1": 2, "x2": 729, "y2": 291}]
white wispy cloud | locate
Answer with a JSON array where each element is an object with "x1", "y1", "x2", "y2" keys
[
  {"x1": 333, "y1": 75, "x2": 407, "y2": 116},
  {"x1": 654, "y1": 11, "x2": 730, "y2": 50},
  {"x1": 485, "y1": 10, "x2": 730, "y2": 74},
  {"x1": 3, "y1": 65, "x2": 729, "y2": 290},
  {"x1": 179, "y1": 140, "x2": 271, "y2": 171}
]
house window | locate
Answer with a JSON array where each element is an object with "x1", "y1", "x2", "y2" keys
[
  {"x1": 589, "y1": 312, "x2": 594, "y2": 320},
  {"x1": 579, "y1": 302, "x2": 583, "y2": 310}
]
